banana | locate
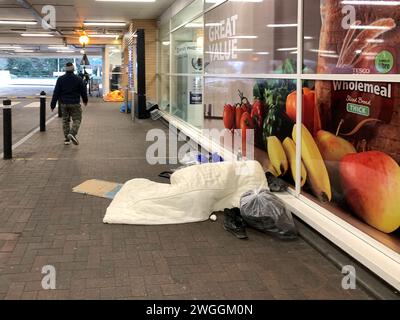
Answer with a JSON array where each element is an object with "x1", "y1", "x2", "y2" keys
[
  {"x1": 267, "y1": 136, "x2": 289, "y2": 177},
  {"x1": 282, "y1": 137, "x2": 307, "y2": 187},
  {"x1": 293, "y1": 124, "x2": 332, "y2": 202}
]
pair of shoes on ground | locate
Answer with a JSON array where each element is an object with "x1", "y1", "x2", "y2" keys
[
  {"x1": 223, "y1": 208, "x2": 248, "y2": 240},
  {"x1": 64, "y1": 134, "x2": 79, "y2": 146}
]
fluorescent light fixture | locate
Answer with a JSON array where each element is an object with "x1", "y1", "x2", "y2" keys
[
  {"x1": 205, "y1": 51, "x2": 230, "y2": 55},
  {"x1": 162, "y1": 41, "x2": 170, "y2": 46},
  {"x1": 0, "y1": 20, "x2": 37, "y2": 25},
  {"x1": 320, "y1": 53, "x2": 340, "y2": 58},
  {"x1": 84, "y1": 22, "x2": 126, "y2": 26},
  {"x1": 15, "y1": 49, "x2": 35, "y2": 53},
  {"x1": 89, "y1": 34, "x2": 120, "y2": 38},
  {"x1": 185, "y1": 23, "x2": 203, "y2": 28},
  {"x1": 228, "y1": 35, "x2": 258, "y2": 39},
  {"x1": 350, "y1": 25, "x2": 391, "y2": 30},
  {"x1": 48, "y1": 46, "x2": 73, "y2": 49},
  {"x1": 56, "y1": 50, "x2": 75, "y2": 53},
  {"x1": 0, "y1": 46, "x2": 21, "y2": 50},
  {"x1": 21, "y1": 33, "x2": 54, "y2": 37},
  {"x1": 304, "y1": 36, "x2": 314, "y2": 40},
  {"x1": 205, "y1": 22, "x2": 223, "y2": 27},
  {"x1": 309, "y1": 49, "x2": 337, "y2": 54},
  {"x1": 277, "y1": 47, "x2": 297, "y2": 51},
  {"x1": 255, "y1": 51, "x2": 270, "y2": 55},
  {"x1": 233, "y1": 48, "x2": 253, "y2": 52},
  {"x1": 341, "y1": 1, "x2": 400, "y2": 5},
  {"x1": 267, "y1": 23, "x2": 298, "y2": 28}
]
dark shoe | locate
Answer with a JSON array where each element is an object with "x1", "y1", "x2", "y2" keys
[
  {"x1": 68, "y1": 134, "x2": 79, "y2": 145},
  {"x1": 223, "y1": 208, "x2": 248, "y2": 240},
  {"x1": 64, "y1": 139, "x2": 71, "y2": 145},
  {"x1": 266, "y1": 172, "x2": 289, "y2": 192}
]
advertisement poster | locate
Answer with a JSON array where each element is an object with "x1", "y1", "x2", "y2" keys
[{"x1": 204, "y1": 0, "x2": 400, "y2": 252}]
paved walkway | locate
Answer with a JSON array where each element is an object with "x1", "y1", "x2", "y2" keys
[{"x1": 0, "y1": 100, "x2": 373, "y2": 300}]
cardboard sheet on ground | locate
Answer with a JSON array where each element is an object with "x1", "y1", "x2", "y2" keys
[
  {"x1": 73, "y1": 179, "x2": 123, "y2": 199},
  {"x1": 103, "y1": 161, "x2": 268, "y2": 225}
]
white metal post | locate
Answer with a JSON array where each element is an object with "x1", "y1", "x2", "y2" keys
[{"x1": 295, "y1": 0, "x2": 304, "y2": 196}]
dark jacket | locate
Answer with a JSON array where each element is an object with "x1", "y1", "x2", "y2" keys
[{"x1": 50, "y1": 71, "x2": 88, "y2": 109}]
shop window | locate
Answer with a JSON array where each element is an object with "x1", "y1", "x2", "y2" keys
[
  {"x1": 171, "y1": 75, "x2": 204, "y2": 128},
  {"x1": 171, "y1": 17, "x2": 204, "y2": 75},
  {"x1": 204, "y1": 0, "x2": 298, "y2": 75},
  {"x1": 171, "y1": 0, "x2": 204, "y2": 30},
  {"x1": 304, "y1": 0, "x2": 399, "y2": 75},
  {"x1": 160, "y1": 74, "x2": 170, "y2": 112},
  {"x1": 300, "y1": 79, "x2": 400, "y2": 252},
  {"x1": 204, "y1": 76, "x2": 298, "y2": 179}
]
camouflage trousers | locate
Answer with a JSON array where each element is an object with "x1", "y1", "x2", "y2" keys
[{"x1": 61, "y1": 104, "x2": 82, "y2": 138}]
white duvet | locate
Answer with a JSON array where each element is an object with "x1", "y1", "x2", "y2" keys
[{"x1": 103, "y1": 160, "x2": 267, "y2": 225}]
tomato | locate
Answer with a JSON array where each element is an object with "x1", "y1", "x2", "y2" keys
[
  {"x1": 251, "y1": 99, "x2": 266, "y2": 128},
  {"x1": 235, "y1": 104, "x2": 247, "y2": 130},
  {"x1": 286, "y1": 88, "x2": 321, "y2": 136},
  {"x1": 240, "y1": 112, "x2": 253, "y2": 157},
  {"x1": 223, "y1": 104, "x2": 235, "y2": 130}
]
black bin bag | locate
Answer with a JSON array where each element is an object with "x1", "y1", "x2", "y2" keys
[{"x1": 240, "y1": 189, "x2": 298, "y2": 240}]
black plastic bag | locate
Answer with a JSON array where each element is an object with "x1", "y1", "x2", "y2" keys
[{"x1": 240, "y1": 189, "x2": 298, "y2": 240}]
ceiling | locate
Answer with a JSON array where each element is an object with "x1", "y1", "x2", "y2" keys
[{"x1": 0, "y1": 0, "x2": 175, "y2": 55}]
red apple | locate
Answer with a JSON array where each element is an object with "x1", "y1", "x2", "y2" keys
[{"x1": 340, "y1": 151, "x2": 400, "y2": 233}]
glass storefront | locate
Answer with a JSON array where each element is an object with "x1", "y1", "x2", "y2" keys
[{"x1": 158, "y1": 0, "x2": 400, "y2": 268}]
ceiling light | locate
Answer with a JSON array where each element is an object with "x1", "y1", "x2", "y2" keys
[
  {"x1": 255, "y1": 52, "x2": 270, "y2": 55},
  {"x1": 304, "y1": 36, "x2": 314, "y2": 40},
  {"x1": 84, "y1": 22, "x2": 126, "y2": 26},
  {"x1": 89, "y1": 34, "x2": 120, "y2": 38},
  {"x1": 49, "y1": 46, "x2": 73, "y2": 49},
  {"x1": 21, "y1": 33, "x2": 54, "y2": 37},
  {"x1": 309, "y1": 49, "x2": 337, "y2": 54},
  {"x1": 15, "y1": 49, "x2": 35, "y2": 53},
  {"x1": 0, "y1": 20, "x2": 37, "y2": 25},
  {"x1": 233, "y1": 48, "x2": 253, "y2": 52},
  {"x1": 228, "y1": 36, "x2": 258, "y2": 39},
  {"x1": 162, "y1": 41, "x2": 170, "y2": 46},
  {"x1": 267, "y1": 23, "x2": 298, "y2": 28},
  {"x1": 56, "y1": 50, "x2": 75, "y2": 53},
  {"x1": 0, "y1": 46, "x2": 21, "y2": 50},
  {"x1": 79, "y1": 34, "x2": 90, "y2": 46},
  {"x1": 205, "y1": 23, "x2": 223, "y2": 27},
  {"x1": 277, "y1": 47, "x2": 297, "y2": 51},
  {"x1": 185, "y1": 23, "x2": 203, "y2": 28}
]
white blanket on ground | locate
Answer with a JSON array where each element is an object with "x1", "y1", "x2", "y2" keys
[{"x1": 103, "y1": 161, "x2": 267, "y2": 225}]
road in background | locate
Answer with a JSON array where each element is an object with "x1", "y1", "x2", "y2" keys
[{"x1": 0, "y1": 83, "x2": 57, "y2": 153}]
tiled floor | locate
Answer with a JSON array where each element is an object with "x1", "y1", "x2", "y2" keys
[{"x1": 0, "y1": 99, "x2": 373, "y2": 299}]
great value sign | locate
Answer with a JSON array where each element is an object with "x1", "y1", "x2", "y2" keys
[{"x1": 207, "y1": 14, "x2": 239, "y2": 62}]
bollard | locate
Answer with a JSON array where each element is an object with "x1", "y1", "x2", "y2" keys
[
  {"x1": 3, "y1": 99, "x2": 12, "y2": 160},
  {"x1": 40, "y1": 91, "x2": 46, "y2": 132}
]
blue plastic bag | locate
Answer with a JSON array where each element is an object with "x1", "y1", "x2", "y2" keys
[{"x1": 120, "y1": 102, "x2": 132, "y2": 113}]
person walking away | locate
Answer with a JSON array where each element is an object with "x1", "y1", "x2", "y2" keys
[{"x1": 51, "y1": 62, "x2": 88, "y2": 145}]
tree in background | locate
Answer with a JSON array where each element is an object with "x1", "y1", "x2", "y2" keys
[{"x1": 6, "y1": 58, "x2": 58, "y2": 77}]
